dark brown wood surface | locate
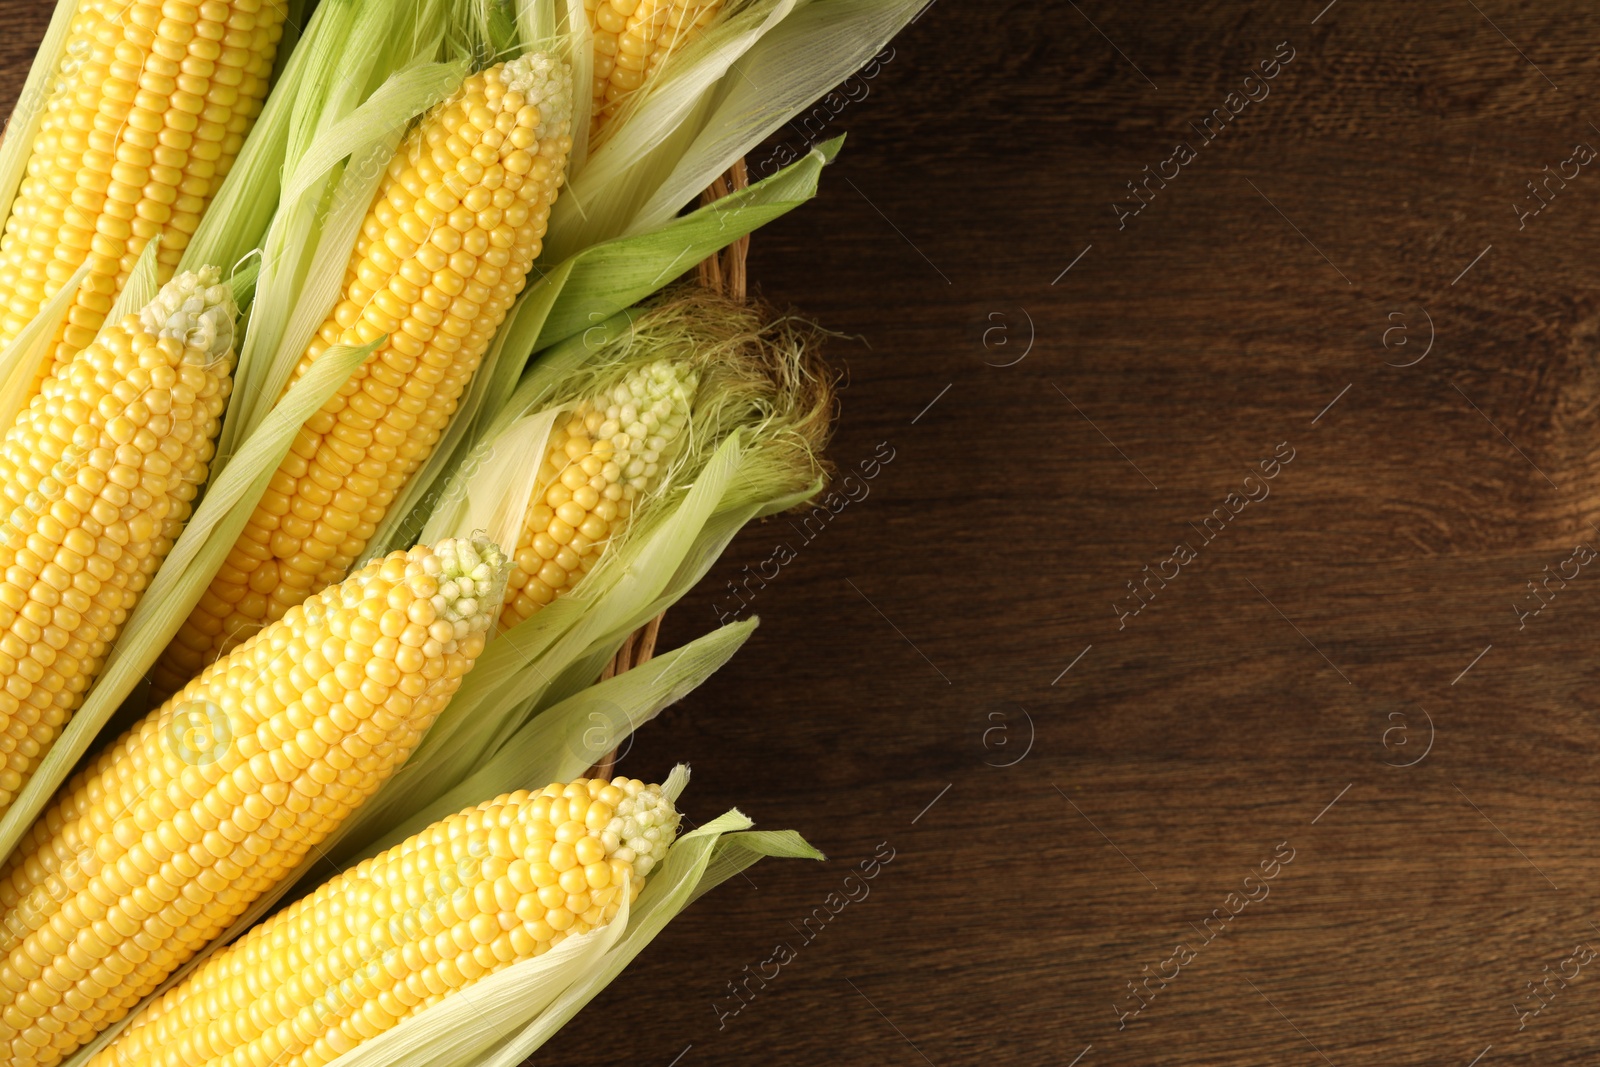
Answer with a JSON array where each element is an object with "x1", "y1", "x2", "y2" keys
[{"x1": 11, "y1": 1, "x2": 1600, "y2": 1064}]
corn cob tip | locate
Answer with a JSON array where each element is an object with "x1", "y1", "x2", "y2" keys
[
  {"x1": 503, "y1": 51, "x2": 574, "y2": 140},
  {"x1": 428, "y1": 535, "x2": 511, "y2": 632},
  {"x1": 612, "y1": 358, "x2": 700, "y2": 495},
  {"x1": 604, "y1": 777, "x2": 680, "y2": 877},
  {"x1": 137, "y1": 266, "x2": 238, "y2": 364}
]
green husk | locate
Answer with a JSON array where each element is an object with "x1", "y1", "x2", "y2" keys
[
  {"x1": 358, "y1": 617, "x2": 760, "y2": 861},
  {"x1": 558, "y1": 0, "x2": 596, "y2": 167},
  {"x1": 626, "y1": 0, "x2": 926, "y2": 234},
  {"x1": 547, "y1": 0, "x2": 926, "y2": 257},
  {"x1": 553, "y1": 0, "x2": 801, "y2": 251}
]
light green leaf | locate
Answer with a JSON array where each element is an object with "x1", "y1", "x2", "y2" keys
[
  {"x1": 357, "y1": 618, "x2": 758, "y2": 861},
  {"x1": 539, "y1": 136, "x2": 842, "y2": 353},
  {"x1": 281, "y1": 59, "x2": 465, "y2": 208},
  {"x1": 630, "y1": 0, "x2": 923, "y2": 234},
  {"x1": 417, "y1": 404, "x2": 565, "y2": 552},
  {"x1": 105, "y1": 235, "x2": 163, "y2": 326}
]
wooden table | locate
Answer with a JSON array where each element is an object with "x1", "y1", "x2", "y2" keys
[{"x1": 8, "y1": 1, "x2": 1600, "y2": 1064}]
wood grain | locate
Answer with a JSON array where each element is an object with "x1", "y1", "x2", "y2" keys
[{"x1": 9, "y1": 1, "x2": 1600, "y2": 1064}]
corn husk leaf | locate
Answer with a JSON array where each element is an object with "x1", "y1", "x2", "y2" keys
[
  {"x1": 181, "y1": 0, "x2": 465, "y2": 282},
  {"x1": 0, "y1": 257, "x2": 89, "y2": 433},
  {"x1": 553, "y1": 0, "x2": 796, "y2": 241},
  {"x1": 558, "y1": 0, "x2": 595, "y2": 167},
  {"x1": 0, "y1": 340, "x2": 379, "y2": 863},
  {"x1": 268, "y1": 0, "x2": 311, "y2": 84},
  {"x1": 104, "y1": 235, "x2": 163, "y2": 326},
  {"x1": 358, "y1": 617, "x2": 758, "y2": 861},
  {"x1": 516, "y1": 0, "x2": 561, "y2": 52},
  {"x1": 417, "y1": 405, "x2": 565, "y2": 554},
  {"x1": 547, "y1": 0, "x2": 803, "y2": 255},
  {"x1": 533, "y1": 134, "x2": 842, "y2": 353},
  {"x1": 226, "y1": 257, "x2": 262, "y2": 308},
  {"x1": 629, "y1": 0, "x2": 924, "y2": 232},
  {"x1": 547, "y1": 0, "x2": 925, "y2": 257}
]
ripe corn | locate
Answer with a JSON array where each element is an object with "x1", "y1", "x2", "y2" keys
[
  {"x1": 152, "y1": 52, "x2": 574, "y2": 697},
  {"x1": 0, "y1": 267, "x2": 234, "y2": 819},
  {"x1": 586, "y1": 0, "x2": 723, "y2": 139},
  {"x1": 502, "y1": 359, "x2": 696, "y2": 629},
  {"x1": 0, "y1": 0, "x2": 286, "y2": 389},
  {"x1": 0, "y1": 536, "x2": 508, "y2": 1067},
  {"x1": 86, "y1": 776, "x2": 677, "y2": 1067}
]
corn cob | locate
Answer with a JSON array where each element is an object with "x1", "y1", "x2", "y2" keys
[
  {"x1": 0, "y1": 267, "x2": 234, "y2": 819},
  {"x1": 152, "y1": 52, "x2": 574, "y2": 698},
  {"x1": 502, "y1": 358, "x2": 696, "y2": 629},
  {"x1": 0, "y1": 0, "x2": 286, "y2": 389},
  {"x1": 586, "y1": 0, "x2": 724, "y2": 139},
  {"x1": 86, "y1": 775, "x2": 677, "y2": 1067},
  {"x1": 0, "y1": 536, "x2": 508, "y2": 1067}
]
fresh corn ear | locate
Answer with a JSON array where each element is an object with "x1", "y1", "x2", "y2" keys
[
  {"x1": 86, "y1": 775, "x2": 676, "y2": 1067},
  {"x1": 151, "y1": 51, "x2": 574, "y2": 698},
  {"x1": 0, "y1": 0, "x2": 286, "y2": 389},
  {"x1": 0, "y1": 535, "x2": 507, "y2": 1067},
  {"x1": 0, "y1": 267, "x2": 234, "y2": 820},
  {"x1": 420, "y1": 287, "x2": 831, "y2": 592},
  {"x1": 502, "y1": 358, "x2": 697, "y2": 628},
  {"x1": 586, "y1": 0, "x2": 724, "y2": 140}
]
